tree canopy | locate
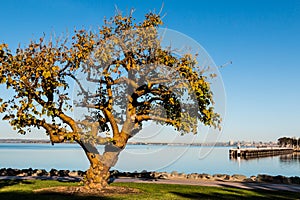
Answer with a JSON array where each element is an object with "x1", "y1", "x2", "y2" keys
[
  {"x1": 0, "y1": 11, "x2": 221, "y2": 189},
  {"x1": 278, "y1": 137, "x2": 300, "y2": 147}
]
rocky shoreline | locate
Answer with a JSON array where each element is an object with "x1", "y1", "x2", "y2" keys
[{"x1": 0, "y1": 168, "x2": 299, "y2": 185}]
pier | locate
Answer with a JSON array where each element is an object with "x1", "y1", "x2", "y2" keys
[{"x1": 229, "y1": 147, "x2": 294, "y2": 159}]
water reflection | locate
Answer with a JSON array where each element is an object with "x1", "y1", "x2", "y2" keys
[{"x1": 280, "y1": 152, "x2": 300, "y2": 164}]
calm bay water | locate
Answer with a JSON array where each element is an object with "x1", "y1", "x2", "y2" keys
[{"x1": 0, "y1": 143, "x2": 299, "y2": 177}]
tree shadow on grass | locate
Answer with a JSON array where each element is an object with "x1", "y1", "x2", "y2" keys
[
  {"x1": 0, "y1": 191, "x2": 120, "y2": 200},
  {"x1": 0, "y1": 179, "x2": 33, "y2": 189},
  {"x1": 218, "y1": 182, "x2": 300, "y2": 199},
  {"x1": 218, "y1": 181, "x2": 300, "y2": 192},
  {"x1": 0, "y1": 179, "x2": 140, "y2": 199},
  {"x1": 171, "y1": 191, "x2": 255, "y2": 200},
  {"x1": 171, "y1": 188, "x2": 300, "y2": 200}
]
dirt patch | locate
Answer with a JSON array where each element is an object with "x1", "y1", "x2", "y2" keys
[{"x1": 34, "y1": 186, "x2": 141, "y2": 197}]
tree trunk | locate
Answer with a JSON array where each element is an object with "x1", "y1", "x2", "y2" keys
[
  {"x1": 79, "y1": 142, "x2": 122, "y2": 190},
  {"x1": 85, "y1": 158, "x2": 111, "y2": 189}
]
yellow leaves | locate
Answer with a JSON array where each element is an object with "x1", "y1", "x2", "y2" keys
[
  {"x1": 7, "y1": 76, "x2": 12, "y2": 84},
  {"x1": 52, "y1": 66, "x2": 60, "y2": 71},
  {"x1": 42, "y1": 71, "x2": 51, "y2": 78},
  {"x1": 169, "y1": 97, "x2": 175, "y2": 105},
  {"x1": 0, "y1": 43, "x2": 8, "y2": 50},
  {"x1": 0, "y1": 11, "x2": 221, "y2": 144},
  {"x1": 202, "y1": 109, "x2": 210, "y2": 117},
  {"x1": 112, "y1": 37, "x2": 119, "y2": 44},
  {"x1": 20, "y1": 76, "x2": 27, "y2": 82},
  {"x1": 0, "y1": 77, "x2": 6, "y2": 84},
  {"x1": 147, "y1": 81, "x2": 151, "y2": 88}
]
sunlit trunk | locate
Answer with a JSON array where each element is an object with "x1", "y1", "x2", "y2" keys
[{"x1": 78, "y1": 141, "x2": 124, "y2": 189}]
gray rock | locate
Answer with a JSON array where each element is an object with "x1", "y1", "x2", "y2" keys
[
  {"x1": 244, "y1": 178, "x2": 255, "y2": 182},
  {"x1": 58, "y1": 170, "x2": 70, "y2": 177},
  {"x1": 187, "y1": 173, "x2": 200, "y2": 179},
  {"x1": 7, "y1": 168, "x2": 17, "y2": 176},
  {"x1": 50, "y1": 168, "x2": 59, "y2": 176},
  {"x1": 21, "y1": 168, "x2": 33, "y2": 176},
  {"x1": 155, "y1": 172, "x2": 169, "y2": 179},
  {"x1": 257, "y1": 174, "x2": 273, "y2": 183},
  {"x1": 290, "y1": 176, "x2": 300, "y2": 184},
  {"x1": 197, "y1": 173, "x2": 212, "y2": 179},
  {"x1": 250, "y1": 176, "x2": 257, "y2": 181},
  {"x1": 77, "y1": 170, "x2": 85, "y2": 176},
  {"x1": 0, "y1": 168, "x2": 7, "y2": 176},
  {"x1": 224, "y1": 175, "x2": 231, "y2": 180},
  {"x1": 68, "y1": 170, "x2": 79, "y2": 177},
  {"x1": 176, "y1": 173, "x2": 187, "y2": 179},
  {"x1": 213, "y1": 174, "x2": 227, "y2": 180},
  {"x1": 231, "y1": 174, "x2": 247, "y2": 181},
  {"x1": 36, "y1": 169, "x2": 46, "y2": 176},
  {"x1": 273, "y1": 175, "x2": 290, "y2": 184},
  {"x1": 170, "y1": 171, "x2": 178, "y2": 177}
]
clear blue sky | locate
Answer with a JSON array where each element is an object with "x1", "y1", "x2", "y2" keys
[{"x1": 1, "y1": 0, "x2": 300, "y2": 142}]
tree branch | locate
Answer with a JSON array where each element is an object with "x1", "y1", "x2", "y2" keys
[{"x1": 136, "y1": 115, "x2": 175, "y2": 124}]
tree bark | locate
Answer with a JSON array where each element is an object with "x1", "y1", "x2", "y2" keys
[{"x1": 79, "y1": 141, "x2": 123, "y2": 189}]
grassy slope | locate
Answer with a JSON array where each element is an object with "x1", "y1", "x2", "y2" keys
[{"x1": 0, "y1": 179, "x2": 299, "y2": 200}]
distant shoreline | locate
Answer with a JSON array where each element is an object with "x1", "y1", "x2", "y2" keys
[
  {"x1": 0, "y1": 139, "x2": 233, "y2": 147},
  {"x1": 0, "y1": 139, "x2": 268, "y2": 147},
  {"x1": 0, "y1": 139, "x2": 51, "y2": 144}
]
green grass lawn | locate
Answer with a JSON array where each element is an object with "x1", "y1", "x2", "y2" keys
[{"x1": 0, "y1": 179, "x2": 299, "y2": 200}]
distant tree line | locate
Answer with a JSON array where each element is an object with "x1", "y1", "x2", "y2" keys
[{"x1": 278, "y1": 137, "x2": 300, "y2": 147}]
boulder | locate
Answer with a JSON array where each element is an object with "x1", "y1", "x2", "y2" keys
[
  {"x1": 32, "y1": 169, "x2": 47, "y2": 176},
  {"x1": 231, "y1": 174, "x2": 247, "y2": 181},
  {"x1": 0, "y1": 168, "x2": 7, "y2": 176},
  {"x1": 224, "y1": 174, "x2": 232, "y2": 181},
  {"x1": 68, "y1": 170, "x2": 79, "y2": 177},
  {"x1": 176, "y1": 173, "x2": 187, "y2": 179},
  {"x1": 250, "y1": 176, "x2": 257, "y2": 182},
  {"x1": 6, "y1": 168, "x2": 17, "y2": 176},
  {"x1": 39, "y1": 169, "x2": 48, "y2": 176},
  {"x1": 170, "y1": 171, "x2": 178, "y2": 177},
  {"x1": 198, "y1": 173, "x2": 212, "y2": 180},
  {"x1": 273, "y1": 175, "x2": 290, "y2": 184},
  {"x1": 17, "y1": 173, "x2": 27, "y2": 177},
  {"x1": 290, "y1": 176, "x2": 300, "y2": 184},
  {"x1": 77, "y1": 170, "x2": 86, "y2": 176},
  {"x1": 244, "y1": 178, "x2": 255, "y2": 182},
  {"x1": 50, "y1": 168, "x2": 59, "y2": 176},
  {"x1": 212, "y1": 174, "x2": 227, "y2": 181},
  {"x1": 21, "y1": 168, "x2": 33, "y2": 176},
  {"x1": 187, "y1": 173, "x2": 200, "y2": 180},
  {"x1": 257, "y1": 174, "x2": 273, "y2": 183},
  {"x1": 58, "y1": 170, "x2": 70, "y2": 177},
  {"x1": 156, "y1": 172, "x2": 169, "y2": 179}
]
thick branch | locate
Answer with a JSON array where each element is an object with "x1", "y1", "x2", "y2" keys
[
  {"x1": 58, "y1": 111, "x2": 79, "y2": 133},
  {"x1": 37, "y1": 119, "x2": 79, "y2": 144},
  {"x1": 103, "y1": 108, "x2": 119, "y2": 135},
  {"x1": 136, "y1": 115, "x2": 175, "y2": 124},
  {"x1": 113, "y1": 76, "x2": 139, "y2": 88}
]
